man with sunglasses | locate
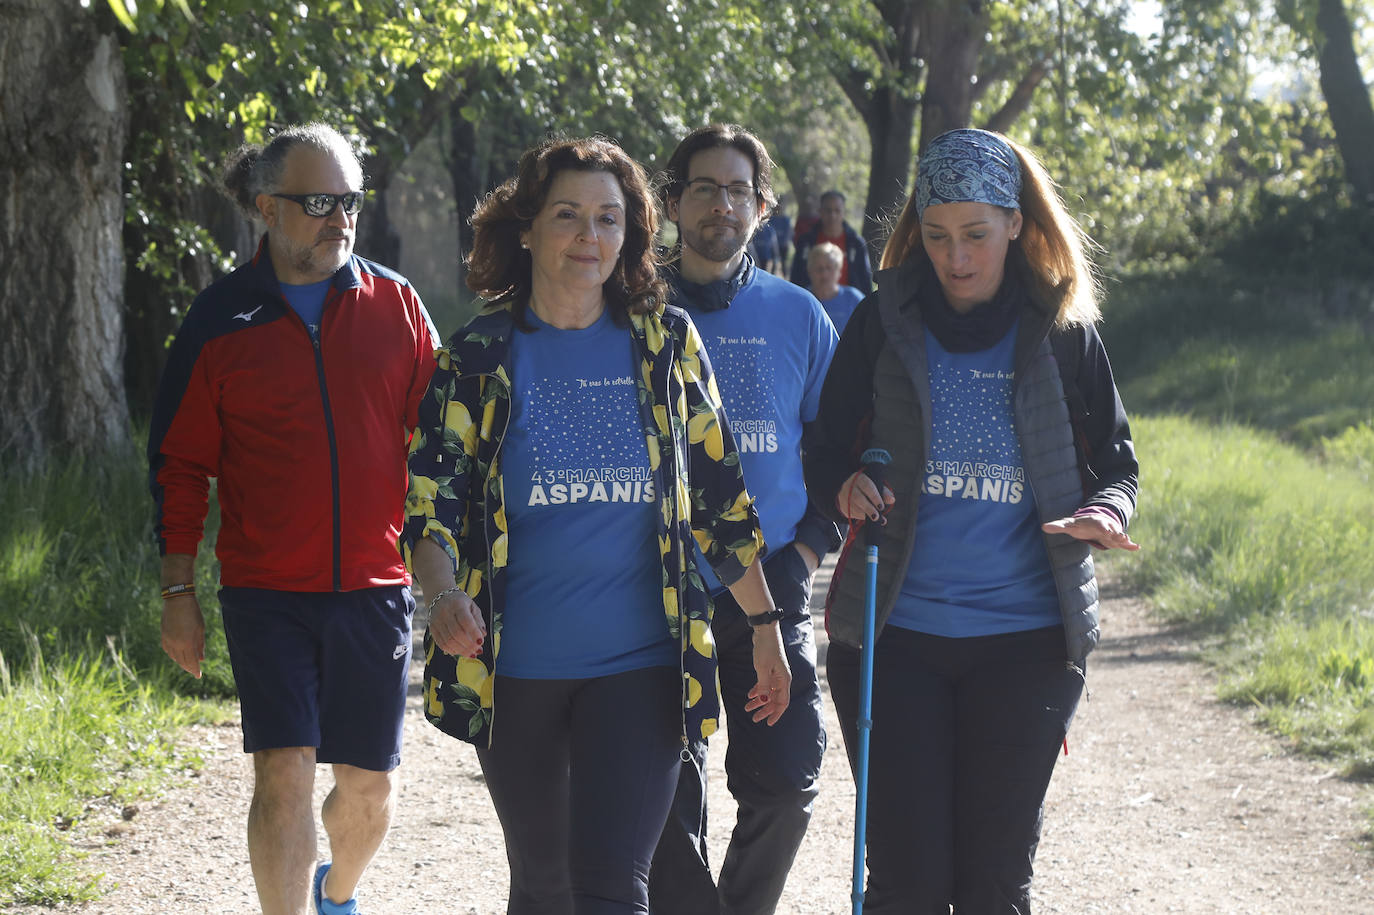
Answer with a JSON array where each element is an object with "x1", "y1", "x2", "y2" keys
[
  {"x1": 650, "y1": 125, "x2": 839, "y2": 915},
  {"x1": 148, "y1": 123, "x2": 437, "y2": 915}
]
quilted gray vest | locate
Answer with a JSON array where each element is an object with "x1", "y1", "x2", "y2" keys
[{"x1": 827, "y1": 262, "x2": 1100, "y2": 663}]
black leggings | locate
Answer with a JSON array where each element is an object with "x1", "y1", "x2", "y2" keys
[
  {"x1": 828, "y1": 625, "x2": 1084, "y2": 914},
  {"x1": 476, "y1": 666, "x2": 682, "y2": 915}
]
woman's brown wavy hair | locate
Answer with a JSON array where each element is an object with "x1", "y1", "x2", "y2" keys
[{"x1": 466, "y1": 136, "x2": 667, "y2": 325}]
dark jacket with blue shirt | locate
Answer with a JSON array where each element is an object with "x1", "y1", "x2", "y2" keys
[{"x1": 803, "y1": 257, "x2": 1138, "y2": 663}]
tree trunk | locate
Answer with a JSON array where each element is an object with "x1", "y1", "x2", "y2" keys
[
  {"x1": 832, "y1": 0, "x2": 924, "y2": 250},
  {"x1": 0, "y1": 0, "x2": 130, "y2": 463},
  {"x1": 917, "y1": 0, "x2": 991, "y2": 152},
  {"x1": 983, "y1": 59, "x2": 1051, "y2": 134},
  {"x1": 447, "y1": 102, "x2": 496, "y2": 295},
  {"x1": 861, "y1": 87, "x2": 923, "y2": 250},
  {"x1": 1314, "y1": 0, "x2": 1374, "y2": 204},
  {"x1": 355, "y1": 155, "x2": 403, "y2": 269}
]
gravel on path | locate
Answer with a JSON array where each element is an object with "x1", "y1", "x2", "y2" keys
[{"x1": 15, "y1": 573, "x2": 1372, "y2": 914}]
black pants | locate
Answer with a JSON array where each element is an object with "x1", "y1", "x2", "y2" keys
[
  {"x1": 649, "y1": 544, "x2": 827, "y2": 915},
  {"x1": 476, "y1": 666, "x2": 682, "y2": 915},
  {"x1": 828, "y1": 625, "x2": 1083, "y2": 915}
]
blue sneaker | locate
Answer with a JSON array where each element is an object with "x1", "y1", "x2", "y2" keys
[{"x1": 312, "y1": 862, "x2": 360, "y2": 915}]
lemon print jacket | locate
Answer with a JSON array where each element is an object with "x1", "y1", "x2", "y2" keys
[{"x1": 401, "y1": 300, "x2": 765, "y2": 749}]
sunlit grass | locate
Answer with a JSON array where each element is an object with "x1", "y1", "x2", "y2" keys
[
  {"x1": 0, "y1": 438, "x2": 233, "y2": 904},
  {"x1": 1120, "y1": 415, "x2": 1374, "y2": 780},
  {"x1": 0, "y1": 440, "x2": 234, "y2": 695},
  {"x1": 1104, "y1": 261, "x2": 1373, "y2": 447},
  {"x1": 0, "y1": 645, "x2": 218, "y2": 906}
]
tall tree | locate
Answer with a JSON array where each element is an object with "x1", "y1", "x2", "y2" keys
[
  {"x1": 823, "y1": 0, "x2": 926, "y2": 245},
  {"x1": 110, "y1": 0, "x2": 537, "y2": 410},
  {"x1": 1312, "y1": 0, "x2": 1374, "y2": 202},
  {"x1": 1, "y1": 0, "x2": 130, "y2": 462},
  {"x1": 805, "y1": 0, "x2": 1034, "y2": 245}
]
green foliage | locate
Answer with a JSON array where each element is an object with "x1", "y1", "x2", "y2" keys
[
  {"x1": 1216, "y1": 618, "x2": 1374, "y2": 778},
  {"x1": 1321, "y1": 420, "x2": 1374, "y2": 478},
  {"x1": 1103, "y1": 195, "x2": 1373, "y2": 445},
  {"x1": 0, "y1": 436, "x2": 232, "y2": 903},
  {"x1": 114, "y1": 0, "x2": 540, "y2": 410},
  {"x1": 1006, "y1": 1, "x2": 1350, "y2": 267},
  {"x1": 0, "y1": 648, "x2": 217, "y2": 906},
  {"x1": 1118, "y1": 415, "x2": 1374, "y2": 775},
  {"x1": 0, "y1": 439, "x2": 234, "y2": 697}
]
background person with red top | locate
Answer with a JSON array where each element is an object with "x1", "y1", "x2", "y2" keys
[
  {"x1": 147, "y1": 123, "x2": 438, "y2": 915},
  {"x1": 790, "y1": 190, "x2": 873, "y2": 295}
]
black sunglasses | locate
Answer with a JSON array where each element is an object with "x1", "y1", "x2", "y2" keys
[{"x1": 271, "y1": 191, "x2": 365, "y2": 217}]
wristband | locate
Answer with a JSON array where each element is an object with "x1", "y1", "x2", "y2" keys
[
  {"x1": 746, "y1": 607, "x2": 785, "y2": 627},
  {"x1": 161, "y1": 583, "x2": 196, "y2": 600}
]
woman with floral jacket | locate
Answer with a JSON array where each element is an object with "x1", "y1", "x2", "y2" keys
[{"x1": 400, "y1": 137, "x2": 791, "y2": 914}]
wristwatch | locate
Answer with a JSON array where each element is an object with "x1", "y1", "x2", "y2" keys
[{"x1": 745, "y1": 607, "x2": 786, "y2": 627}]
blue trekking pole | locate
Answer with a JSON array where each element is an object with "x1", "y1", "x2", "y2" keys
[{"x1": 852, "y1": 447, "x2": 891, "y2": 915}]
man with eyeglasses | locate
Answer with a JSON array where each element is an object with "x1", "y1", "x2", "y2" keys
[
  {"x1": 148, "y1": 122, "x2": 437, "y2": 915},
  {"x1": 650, "y1": 124, "x2": 839, "y2": 915},
  {"x1": 790, "y1": 189, "x2": 874, "y2": 295}
]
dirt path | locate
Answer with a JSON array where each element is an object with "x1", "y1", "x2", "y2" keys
[{"x1": 17, "y1": 572, "x2": 1372, "y2": 914}]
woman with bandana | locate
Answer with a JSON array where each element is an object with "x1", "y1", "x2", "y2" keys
[{"x1": 803, "y1": 128, "x2": 1141, "y2": 911}]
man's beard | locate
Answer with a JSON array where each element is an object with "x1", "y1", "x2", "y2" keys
[
  {"x1": 680, "y1": 220, "x2": 748, "y2": 264},
  {"x1": 286, "y1": 234, "x2": 351, "y2": 279}
]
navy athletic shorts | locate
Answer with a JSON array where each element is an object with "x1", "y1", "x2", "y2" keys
[{"x1": 218, "y1": 585, "x2": 414, "y2": 771}]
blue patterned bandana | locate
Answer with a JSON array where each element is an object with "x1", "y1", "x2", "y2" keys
[{"x1": 915, "y1": 129, "x2": 1022, "y2": 219}]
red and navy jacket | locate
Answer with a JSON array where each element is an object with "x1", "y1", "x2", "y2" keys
[{"x1": 148, "y1": 236, "x2": 439, "y2": 592}]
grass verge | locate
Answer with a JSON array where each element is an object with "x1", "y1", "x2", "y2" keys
[
  {"x1": 0, "y1": 648, "x2": 220, "y2": 907},
  {"x1": 1118, "y1": 415, "x2": 1374, "y2": 784},
  {"x1": 0, "y1": 441, "x2": 232, "y2": 906}
]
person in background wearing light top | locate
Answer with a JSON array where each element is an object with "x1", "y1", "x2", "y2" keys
[
  {"x1": 401, "y1": 136, "x2": 792, "y2": 914},
  {"x1": 651, "y1": 124, "x2": 839, "y2": 915},
  {"x1": 807, "y1": 241, "x2": 865, "y2": 337},
  {"x1": 803, "y1": 128, "x2": 1140, "y2": 912},
  {"x1": 148, "y1": 123, "x2": 439, "y2": 915}
]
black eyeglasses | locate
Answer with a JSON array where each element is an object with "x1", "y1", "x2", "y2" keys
[
  {"x1": 683, "y1": 178, "x2": 757, "y2": 207},
  {"x1": 271, "y1": 192, "x2": 365, "y2": 217}
]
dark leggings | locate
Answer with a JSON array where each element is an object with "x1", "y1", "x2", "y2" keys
[
  {"x1": 476, "y1": 666, "x2": 682, "y2": 915},
  {"x1": 828, "y1": 625, "x2": 1084, "y2": 914}
]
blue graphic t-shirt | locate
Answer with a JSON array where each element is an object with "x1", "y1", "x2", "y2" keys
[
  {"x1": 499, "y1": 308, "x2": 674, "y2": 678},
  {"x1": 280, "y1": 278, "x2": 331, "y2": 340},
  {"x1": 686, "y1": 271, "x2": 837, "y2": 591},
  {"x1": 820, "y1": 286, "x2": 865, "y2": 337},
  {"x1": 889, "y1": 323, "x2": 1061, "y2": 637}
]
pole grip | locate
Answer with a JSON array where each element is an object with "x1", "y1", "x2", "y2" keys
[{"x1": 859, "y1": 448, "x2": 891, "y2": 548}]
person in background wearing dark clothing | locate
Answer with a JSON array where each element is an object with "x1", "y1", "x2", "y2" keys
[
  {"x1": 803, "y1": 128, "x2": 1140, "y2": 913},
  {"x1": 766, "y1": 193, "x2": 793, "y2": 275},
  {"x1": 792, "y1": 193, "x2": 818, "y2": 246},
  {"x1": 404, "y1": 136, "x2": 791, "y2": 914},
  {"x1": 650, "y1": 124, "x2": 839, "y2": 915},
  {"x1": 806, "y1": 241, "x2": 865, "y2": 337},
  {"x1": 149, "y1": 123, "x2": 439, "y2": 915},
  {"x1": 748, "y1": 216, "x2": 780, "y2": 274},
  {"x1": 791, "y1": 190, "x2": 873, "y2": 294}
]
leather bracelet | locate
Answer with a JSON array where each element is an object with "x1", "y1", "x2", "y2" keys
[
  {"x1": 428, "y1": 585, "x2": 467, "y2": 613},
  {"x1": 745, "y1": 607, "x2": 785, "y2": 627}
]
